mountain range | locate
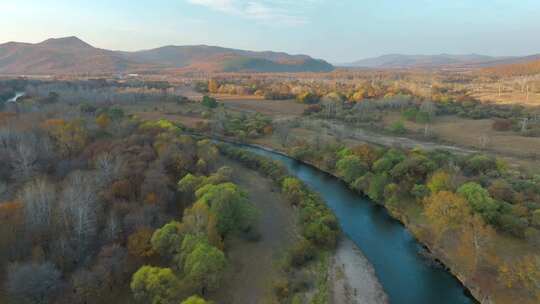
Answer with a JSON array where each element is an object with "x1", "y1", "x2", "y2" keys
[
  {"x1": 343, "y1": 54, "x2": 540, "y2": 69},
  {"x1": 0, "y1": 37, "x2": 334, "y2": 75}
]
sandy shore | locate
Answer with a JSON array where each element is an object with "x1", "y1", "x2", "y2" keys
[{"x1": 330, "y1": 237, "x2": 388, "y2": 304}]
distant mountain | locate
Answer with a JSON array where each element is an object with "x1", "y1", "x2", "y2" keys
[
  {"x1": 342, "y1": 53, "x2": 540, "y2": 70},
  {"x1": 0, "y1": 37, "x2": 141, "y2": 75},
  {"x1": 0, "y1": 37, "x2": 334, "y2": 75},
  {"x1": 343, "y1": 54, "x2": 503, "y2": 69}
]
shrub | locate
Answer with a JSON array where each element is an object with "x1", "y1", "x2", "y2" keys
[{"x1": 389, "y1": 121, "x2": 406, "y2": 135}]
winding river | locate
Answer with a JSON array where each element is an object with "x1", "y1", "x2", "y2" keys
[{"x1": 242, "y1": 145, "x2": 474, "y2": 304}]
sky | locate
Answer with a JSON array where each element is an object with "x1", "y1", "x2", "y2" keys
[{"x1": 1, "y1": 0, "x2": 540, "y2": 63}]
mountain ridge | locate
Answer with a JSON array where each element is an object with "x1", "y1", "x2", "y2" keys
[{"x1": 0, "y1": 37, "x2": 334, "y2": 75}]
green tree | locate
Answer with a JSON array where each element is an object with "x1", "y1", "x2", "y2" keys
[
  {"x1": 201, "y1": 96, "x2": 218, "y2": 108},
  {"x1": 151, "y1": 221, "x2": 185, "y2": 257},
  {"x1": 178, "y1": 174, "x2": 205, "y2": 197},
  {"x1": 372, "y1": 149, "x2": 405, "y2": 173},
  {"x1": 181, "y1": 295, "x2": 211, "y2": 304},
  {"x1": 457, "y1": 182, "x2": 501, "y2": 223},
  {"x1": 183, "y1": 239, "x2": 227, "y2": 293},
  {"x1": 367, "y1": 173, "x2": 389, "y2": 202},
  {"x1": 195, "y1": 183, "x2": 257, "y2": 236},
  {"x1": 336, "y1": 155, "x2": 368, "y2": 184},
  {"x1": 130, "y1": 266, "x2": 180, "y2": 304}
]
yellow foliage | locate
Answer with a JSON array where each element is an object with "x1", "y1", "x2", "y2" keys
[{"x1": 96, "y1": 113, "x2": 111, "y2": 129}]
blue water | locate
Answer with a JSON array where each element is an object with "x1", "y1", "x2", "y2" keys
[{"x1": 243, "y1": 146, "x2": 474, "y2": 304}]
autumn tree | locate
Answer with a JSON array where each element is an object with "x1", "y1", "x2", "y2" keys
[
  {"x1": 96, "y1": 113, "x2": 111, "y2": 130},
  {"x1": 427, "y1": 171, "x2": 454, "y2": 194},
  {"x1": 182, "y1": 201, "x2": 222, "y2": 248},
  {"x1": 423, "y1": 191, "x2": 471, "y2": 239},
  {"x1": 457, "y1": 215, "x2": 496, "y2": 275},
  {"x1": 128, "y1": 227, "x2": 156, "y2": 259}
]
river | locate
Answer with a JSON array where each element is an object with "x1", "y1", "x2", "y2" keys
[{"x1": 242, "y1": 145, "x2": 474, "y2": 304}]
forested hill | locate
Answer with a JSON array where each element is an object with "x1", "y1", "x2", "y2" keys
[{"x1": 0, "y1": 37, "x2": 334, "y2": 75}]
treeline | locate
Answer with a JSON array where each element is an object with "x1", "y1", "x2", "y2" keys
[{"x1": 276, "y1": 137, "x2": 540, "y2": 302}]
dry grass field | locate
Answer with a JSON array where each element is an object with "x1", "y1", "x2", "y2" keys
[
  {"x1": 383, "y1": 113, "x2": 540, "y2": 158},
  {"x1": 217, "y1": 96, "x2": 306, "y2": 117}
]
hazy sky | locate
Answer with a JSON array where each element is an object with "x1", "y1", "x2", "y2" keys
[{"x1": 1, "y1": 0, "x2": 540, "y2": 62}]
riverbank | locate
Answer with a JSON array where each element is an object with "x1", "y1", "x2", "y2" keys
[
  {"x1": 330, "y1": 237, "x2": 388, "y2": 304},
  {"x1": 246, "y1": 140, "x2": 484, "y2": 304}
]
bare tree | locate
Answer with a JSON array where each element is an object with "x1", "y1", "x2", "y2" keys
[
  {"x1": 11, "y1": 139, "x2": 39, "y2": 180},
  {"x1": 104, "y1": 212, "x2": 122, "y2": 242},
  {"x1": 7, "y1": 262, "x2": 62, "y2": 304},
  {"x1": 520, "y1": 118, "x2": 529, "y2": 133},
  {"x1": 60, "y1": 171, "x2": 100, "y2": 254},
  {"x1": 274, "y1": 122, "x2": 291, "y2": 147},
  {"x1": 420, "y1": 100, "x2": 436, "y2": 118},
  {"x1": 95, "y1": 152, "x2": 124, "y2": 187},
  {"x1": 20, "y1": 178, "x2": 56, "y2": 235}
]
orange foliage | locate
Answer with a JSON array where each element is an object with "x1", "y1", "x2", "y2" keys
[
  {"x1": 145, "y1": 192, "x2": 158, "y2": 205},
  {"x1": 263, "y1": 125, "x2": 273, "y2": 135},
  {"x1": 127, "y1": 227, "x2": 156, "y2": 258},
  {"x1": 111, "y1": 180, "x2": 132, "y2": 200}
]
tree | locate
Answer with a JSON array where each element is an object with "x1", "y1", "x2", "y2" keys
[
  {"x1": 457, "y1": 215, "x2": 495, "y2": 275},
  {"x1": 47, "y1": 120, "x2": 87, "y2": 156},
  {"x1": 60, "y1": 171, "x2": 99, "y2": 255},
  {"x1": 427, "y1": 171, "x2": 453, "y2": 194},
  {"x1": 281, "y1": 177, "x2": 305, "y2": 206},
  {"x1": 181, "y1": 295, "x2": 211, "y2": 304},
  {"x1": 457, "y1": 182, "x2": 500, "y2": 223},
  {"x1": 151, "y1": 221, "x2": 185, "y2": 257},
  {"x1": 367, "y1": 173, "x2": 389, "y2": 202},
  {"x1": 208, "y1": 79, "x2": 219, "y2": 93},
  {"x1": 96, "y1": 113, "x2": 111, "y2": 130},
  {"x1": 296, "y1": 92, "x2": 319, "y2": 104},
  {"x1": 7, "y1": 262, "x2": 62, "y2": 304},
  {"x1": 336, "y1": 155, "x2": 368, "y2": 184},
  {"x1": 183, "y1": 201, "x2": 222, "y2": 248},
  {"x1": 128, "y1": 228, "x2": 156, "y2": 258},
  {"x1": 201, "y1": 96, "x2": 218, "y2": 109},
  {"x1": 130, "y1": 266, "x2": 180, "y2": 304},
  {"x1": 183, "y1": 239, "x2": 227, "y2": 294},
  {"x1": 71, "y1": 268, "x2": 101, "y2": 304},
  {"x1": 19, "y1": 178, "x2": 56, "y2": 236},
  {"x1": 274, "y1": 122, "x2": 291, "y2": 147},
  {"x1": 95, "y1": 152, "x2": 124, "y2": 187},
  {"x1": 195, "y1": 183, "x2": 257, "y2": 236},
  {"x1": 423, "y1": 191, "x2": 471, "y2": 238}
]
